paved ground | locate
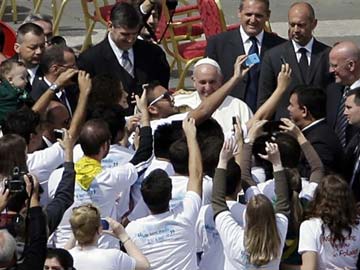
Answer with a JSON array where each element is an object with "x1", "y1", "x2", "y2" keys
[{"x1": 2, "y1": 0, "x2": 360, "y2": 89}]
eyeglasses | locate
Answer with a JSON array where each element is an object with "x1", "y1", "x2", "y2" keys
[{"x1": 148, "y1": 92, "x2": 174, "y2": 107}]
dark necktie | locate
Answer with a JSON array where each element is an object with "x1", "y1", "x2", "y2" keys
[
  {"x1": 121, "y1": 50, "x2": 134, "y2": 77},
  {"x1": 298, "y1": 48, "x2": 309, "y2": 82},
  {"x1": 245, "y1": 36, "x2": 260, "y2": 112},
  {"x1": 335, "y1": 86, "x2": 349, "y2": 148},
  {"x1": 25, "y1": 72, "x2": 32, "y2": 93},
  {"x1": 59, "y1": 90, "x2": 67, "y2": 105}
]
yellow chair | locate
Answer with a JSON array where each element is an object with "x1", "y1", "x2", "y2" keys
[
  {"x1": 0, "y1": 0, "x2": 18, "y2": 23},
  {"x1": 80, "y1": 0, "x2": 113, "y2": 52}
]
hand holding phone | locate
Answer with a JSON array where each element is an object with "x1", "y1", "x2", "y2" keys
[
  {"x1": 101, "y1": 219, "x2": 110, "y2": 230},
  {"x1": 245, "y1": 53, "x2": 260, "y2": 67}
]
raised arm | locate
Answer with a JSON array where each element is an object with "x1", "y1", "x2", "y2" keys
[
  {"x1": 68, "y1": 70, "x2": 91, "y2": 140},
  {"x1": 31, "y1": 68, "x2": 78, "y2": 114},
  {"x1": 129, "y1": 89, "x2": 153, "y2": 171},
  {"x1": 258, "y1": 142, "x2": 290, "y2": 218},
  {"x1": 212, "y1": 137, "x2": 238, "y2": 218},
  {"x1": 107, "y1": 217, "x2": 150, "y2": 270},
  {"x1": 183, "y1": 117, "x2": 203, "y2": 196},
  {"x1": 189, "y1": 55, "x2": 250, "y2": 124},
  {"x1": 247, "y1": 64, "x2": 291, "y2": 130},
  {"x1": 240, "y1": 120, "x2": 267, "y2": 191},
  {"x1": 45, "y1": 129, "x2": 75, "y2": 234},
  {"x1": 280, "y1": 118, "x2": 325, "y2": 183}
]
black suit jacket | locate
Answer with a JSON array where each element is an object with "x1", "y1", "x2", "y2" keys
[
  {"x1": 344, "y1": 133, "x2": 360, "y2": 201},
  {"x1": 300, "y1": 120, "x2": 344, "y2": 178},
  {"x1": 30, "y1": 78, "x2": 79, "y2": 114},
  {"x1": 205, "y1": 29, "x2": 285, "y2": 100},
  {"x1": 258, "y1": 39, "x2": 333, "y2": 119},
  {"x1": 326, "y1": 82, "x2": 359, "y2": 145},
  {"x1": 78, "y1": 37, "x2": 170, "y2": 114}
]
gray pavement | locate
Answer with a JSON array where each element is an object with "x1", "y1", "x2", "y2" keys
[{"x1": 2, "y1": 0, "x2": 360, "y2": 89}]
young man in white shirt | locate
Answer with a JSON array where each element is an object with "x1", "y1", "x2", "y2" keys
[{"x1": 126, "y1": 118, "x2": 203, "y2": 270}]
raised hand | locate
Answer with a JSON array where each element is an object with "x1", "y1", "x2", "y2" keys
[
  {"x1": 233, "y1": 55, "x2": 251, "y2": 82},
  {"x1": 280, "y1": 118, "x2": 306, "y2": 144},
  {"x1": 277, "y1": 63, "x2": 292, "y2": 91},
  {"x1": 247, "y1": 120, "x2": 267, "y2": 144},
  {"x1": 258, "y1": 142, "x2": 282, "y2": 169},
  {"x1": 78, "y1": 70, "x2": 92, "y2": 95},
  {"x1": 182, "y1": 117, "x2": 197, "y2": 139},
  {"x1": 218, "y1": 137, "x2": 239, "y2": 169}
]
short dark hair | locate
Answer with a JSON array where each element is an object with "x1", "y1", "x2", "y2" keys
[
  {"x1": 2, "y1": 107, "x2": 40, "y2": 145},
  {"x1": 46, "y1": 248, "x2": 74, "y2": 270},
  {"x1": 79, "y1": 119, "x2": 111, "y2": 156},
  {"x1": 226, "y1": 158, "x2": 241, "y2": 196},
  {"x1": 16, "y1": 22, "x2": 44, "y2": 43},
  {"x1": 291, "y1": 86, "x2": 326, "y2": 120},
  {"x1": 39, "y1": 45, "x2": 66, "y2": 74},
  {"x1": 154, "y1": 121, "x2": 182, "y2": 159},
  {"x1": 239, "y1": 0, "x2": 270, "y2": 11},
  {"x1": 274, "y1": 133, "x2": 301, "y2": 168},
  {"x1": 87, "y1": 104, "x2": 126, "y2": 144},
  {"x1": 110, "y1": 2, "x2": 142, "y2": 29},
  {"x1": 346, "y1": 87, "x2": 360, "y2": 106},
  {"x1": 141, "y1": 169, "x2": 172, "y2": 214},
  {"x1": 169, "y1": 138, "x2": 189, "y2": 175},
  {"x1": 145, "y1": 80, "x2": 163, "y2": 106}
]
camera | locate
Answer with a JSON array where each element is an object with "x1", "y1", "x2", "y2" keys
[{"x1": 4, "y1": 167, "x2": 30, "y2": 194}]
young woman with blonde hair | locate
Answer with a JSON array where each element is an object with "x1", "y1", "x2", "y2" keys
[
  {"x1": 212, "y1": 122, "x2": 291, "y2": 269},
  {"x1": 68, "y1": 204, "x2": 150, "y2": 270}
]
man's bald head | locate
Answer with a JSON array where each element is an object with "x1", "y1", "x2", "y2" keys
[
  {"x1": 329, "y1": 41, "x2": 360, "y2": 85},
  {"x1": 193, "y1": 58, "x2": 223, "y2": 99}
]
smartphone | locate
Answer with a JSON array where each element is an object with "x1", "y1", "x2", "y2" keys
[
  {"x1": 101, "y1": 219, "x2": 109, "y2": 230},
  {"x1": 280, "y1": 56, "x2": 287, "y2": 65},
  {"x1": 245, "y1": 53, "x2": 260, "y2": 66},
  {"x1": 53, "y1": 129, "x2": 64, "y2": 140}
]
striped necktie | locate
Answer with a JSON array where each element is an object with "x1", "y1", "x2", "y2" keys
[
  {"x1": 121, "y1": 50, "x2": 134, "y2": 77},
  {"x1": 335, "y1": 86, "x2": 350, "y2": 147}
]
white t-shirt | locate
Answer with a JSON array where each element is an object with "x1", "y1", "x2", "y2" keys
[
  {"x1": 298, "y1": 218, "x2": 360, "y2": 270},
  {"x1": 174, "y1": 91, "x2": 253, "y2": 134},
  {"x1": 150, "y1": 112, "x2": 188, "y2": 134},
  {"x1": 196, "y1": 201, "x2": 246, "y2": 270},
  {"x1": 48, "y1": 162, "x2": 138, "y2": 248},
  {"x1": 170, "y1": 175, "x2": 212, "y2": 210},
  {"x1": 69, "y1": 245, "x2": 135, "y2": 270},
  {"x1": 126, "y1": 191, "x2": 201, "y2": 270},
  {"x1": 26, "y1": 142, "x2": 64, "y2": 205},
  {"x1": 215, "y1": 211, "x2": 288, "y2": 270}
]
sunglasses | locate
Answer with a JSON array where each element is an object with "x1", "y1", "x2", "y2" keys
[{"x1": 148, "y1": 92, "x2": 174, "y2": 107}]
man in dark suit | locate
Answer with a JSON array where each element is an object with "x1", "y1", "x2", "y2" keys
[
  {"x1": 205, "y1": 0, "x2": 285, "y2": 112},
  {"x1": 342, "y1": 89, "x2": 360, "y2": 202},
  {"x1": 78, "y1": 2, "x2": 170, "y2": 115},
  {"x1": 287, "y1": 86, "x2": 343, "y2": 177},
  {"x1": 258, "y1": 2, "x2": 334, "y2": 119},
  {"x1": 327, "y1": 41, "x2": 360, "y2": 148},
  {"x1": 30, "y1": 45, "x2": 79, "y2": 115},
  {"x1": 13, "y1": 23, "x2": 46, "y2": 93}
]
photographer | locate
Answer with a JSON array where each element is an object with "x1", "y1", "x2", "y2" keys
[{"x1": 0, "y1": 175, "x2": 47, "y2": 270}]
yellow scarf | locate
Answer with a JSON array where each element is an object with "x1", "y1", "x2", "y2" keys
[{"x1": 75, "y1": 156, "x2": 102, "y2": 190}]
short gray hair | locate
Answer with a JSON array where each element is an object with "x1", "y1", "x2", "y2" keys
[
  {"x1": 23, "y1": 13, "x2": 53, "y2": 26},
  {"x1": 0, "y1": 229, "x2": 16, "y2": 265}
]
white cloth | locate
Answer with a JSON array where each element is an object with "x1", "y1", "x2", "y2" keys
[
  {"x1": 257, "y1": 177, "x2": 313, "y2": 203},
  {"x1": 170, "y1": 175, "x2": 212, "y2": 210},
  {"x1": 196, "y1": 201, "x2": 246, "y2": 270},
  {"x1": 150, "y1": 112, "x2": 188, "y2": 134},
  {"x1": 126, "y1": 191, "x2": 201, "y2": 270},
  {"x1": 239, "y1": 26, "x2": 264, "y2": 55},
  {"x1": 27, "y1": 142, "x2": 64, "y2": 206},
  {"x1": 174, "y1": 91, "x2": 253, "y2": 134},
  {"x1": 298, "y1": 218, "x2": 360, "y2": 270},
  {"x1": 48, "y1": 162, "x2": 138, "y2": 248},
  {"x1": 69, "y1": 245, "x2": 135, "y2": 270},
  {"x1": 215, "y1": 211, "x2": 288, "y2": 270},
  {"x1": 350, "y1": 78, "x2": 360, "y2": 90}
]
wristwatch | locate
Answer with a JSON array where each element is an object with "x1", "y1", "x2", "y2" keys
[
  {"x1": 49, "y1": 83, "x2": 60, "y2": 93},
  {"x1": 244, "y1": 137, "x2": 252, "y2": 144}
]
